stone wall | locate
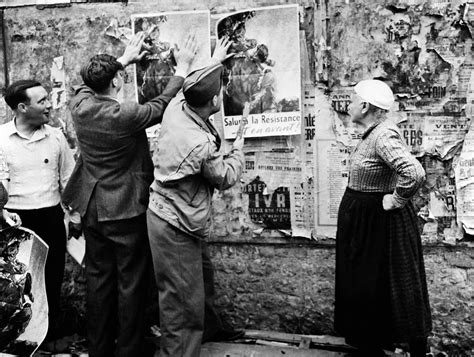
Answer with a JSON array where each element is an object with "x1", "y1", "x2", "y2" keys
[
  {"x1": 62, "y1": 241, "x2": 473, "y2": 355},
  {"x1": 209, "y1": 243, "x2": 473, "y2": 355}
]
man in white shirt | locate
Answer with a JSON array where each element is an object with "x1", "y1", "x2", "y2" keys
[{"x1": 0, "y1": 79, "x2": 77, "y2": 344}]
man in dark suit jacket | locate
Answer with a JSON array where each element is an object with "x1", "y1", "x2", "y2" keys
[{"x1": 62, "y1": 32, "x2": 196, "y2": 357}]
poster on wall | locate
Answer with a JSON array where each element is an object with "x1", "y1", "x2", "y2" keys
[
  {"x1": 0, "y1": 227, "x2": 48, "y2": 356},
  {"x1": 315, "y1": 140, "x2": 350, "y2": 237},
  {"x1": 216, "y1": 5, "x2": 302, "y2": 139},
  {"x1": 242, "y1": 151, "x2": 303, "y2": 230},
  {"x1": 131, "y1": 11, "x2": 211, "y2": 139}
]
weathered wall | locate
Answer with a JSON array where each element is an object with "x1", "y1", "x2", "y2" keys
[
  {"x1": 0, "y1": 0, "x2": 473, "y2": 355},
  {"x1": 63, "y1": 241, "x2": 473, "y2": 355},
  {"x1": 209, "y1": 244, "x2": 473, "y2": 355}
]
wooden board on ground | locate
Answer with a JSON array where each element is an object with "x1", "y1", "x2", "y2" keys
[
  {"x1": 243, "y1": 330, "x2": 353, "y2": 351},
  {"x1": 201, "y1": 342, "x2": 347, "y2": 357}
]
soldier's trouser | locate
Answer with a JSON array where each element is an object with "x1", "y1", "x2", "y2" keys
[{"x1": 147, "y1": 209, "x2": 204, "y2": 357}]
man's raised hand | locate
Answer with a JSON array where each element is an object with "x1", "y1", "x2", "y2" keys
[
  {"x1": 117, "y1": 32, "x2": 149, "y2": 67},
  {"x1": 174, "y1": 33, "x2": 198, "y2": 76},
  {"x1": 211, "y1": 36, "x2": 234, "y2": 64}
]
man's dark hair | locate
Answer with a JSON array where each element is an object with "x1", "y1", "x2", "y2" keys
[
  {"x1": 80, "y1": 54, "x2": 123, "y2": 93},
  {"x1": 4, "y1": 80, "x2": 42, "y2": 110}
]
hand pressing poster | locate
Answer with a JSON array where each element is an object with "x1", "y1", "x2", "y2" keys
[
  {"x1": 217, "y1": 5, "x2": 302, "y2": 139},
  {"x1": 132, "y1": 11, "x2": 211, "y2": 104},
  {"x1": 131, "y1": 11, "x2": 211, "y2": 139}
]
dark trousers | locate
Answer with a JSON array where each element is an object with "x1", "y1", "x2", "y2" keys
[
  {"x1": 148, "y1": 209, "x2": 224, "y2": 357},
  {"x1": 202, "y1": 245, "x2": 225, "y2": 341},
  {"x1": 83, "y1": 196, "x2": 150, "y2": 357},
  {"x1": 10, "y1": 204, "x2": 66, "y2": 339}
]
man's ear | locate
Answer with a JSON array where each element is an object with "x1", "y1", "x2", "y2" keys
[
  {"x1": 212, "y1": 95, "x2": 218, "y2": 106},
  {"x1": 361, "y1": 101, "x2": 370, "y2": 114},
  {"x1": 17, "y1": 103, "x2": 28, "y2": 113}
]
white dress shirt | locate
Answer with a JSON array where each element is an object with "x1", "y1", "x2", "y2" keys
[{"x1": 0, "y1": 119, "x2": 75, "y2": 210}]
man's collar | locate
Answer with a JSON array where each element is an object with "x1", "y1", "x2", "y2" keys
[
  {"x1": 183, "y1": 103, "x2": 221, "y2": 150},
  {"x1": 95, "y1": 94, "x2": 120, "y2": 103},
  {"x1": 6, "y1": 118, "x2": 48, "y2": 141},
  {"x1": 183, "y1": 103, "x2": 209, "y2": 131},
  {"x1": 361, "y1": 117, "x2": 384, "y2": 139}
]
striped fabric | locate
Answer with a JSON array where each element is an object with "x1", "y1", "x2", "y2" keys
[{"x1": 348, "y1": 119, "x2": 425, "y2": 208}]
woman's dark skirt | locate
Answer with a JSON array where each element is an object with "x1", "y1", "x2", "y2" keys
[{"x1": 334, "y1": 188, "x2": 432, "y2": 345}]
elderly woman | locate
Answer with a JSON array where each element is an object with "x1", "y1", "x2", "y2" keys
[{"x1": 334, "y1": 80, "x2": 432, "y2": 356}]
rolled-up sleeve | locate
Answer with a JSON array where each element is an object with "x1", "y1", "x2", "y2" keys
[
  {"x1": 376, "y1": 129, "x2": 425, "y2": 207},
  {"x1": 57, "y1": 131, "x2": 76, "y2": 194},
  {"x1": 201, "y1": 142, "x2": 244, "y2": 191}
]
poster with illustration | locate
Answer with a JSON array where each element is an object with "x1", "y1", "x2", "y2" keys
[
  {"x1": 131, "y1": 11, "x2": 211, "y2": 139},
  {"x1": 0, "y1": 226, "x2": 48, "y2": 356},
  {"x1": 217, "y1": 5, "x2": 301, "y2": 138}
]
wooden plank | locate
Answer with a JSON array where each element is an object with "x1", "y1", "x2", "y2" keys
[
  {"x1": 201, "y1": 342, "x2": 347, "y2": 357},
  {"x1": 241, "y1": 331, "x2": 404, "y2": 356},
  {"x1": 243, "y1": 330, "x2": 352, "y2": 350}
]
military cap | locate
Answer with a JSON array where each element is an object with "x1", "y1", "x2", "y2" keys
[{"x1": 183, "y1": 62, "x2": 224, "y2": 107}]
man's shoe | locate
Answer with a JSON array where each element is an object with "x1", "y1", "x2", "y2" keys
[{"x1": 204, "y1": 329, "x2": 245, "y2": 342}]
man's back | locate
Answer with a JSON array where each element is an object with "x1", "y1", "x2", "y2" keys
[
  {"x1": 63, "y1": 76, "x2": 183, "y2": 221},
  {"x1": 150, "y1": 93, "x2": 243, "y2": 239}
]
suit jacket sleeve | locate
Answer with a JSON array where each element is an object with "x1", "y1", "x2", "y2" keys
[
  {"x1": 72, "y1": 75, "x2": 184, "y2": 135},
  {"x1": 119, "y1": 76, "x2": 184, "y2": 134}
]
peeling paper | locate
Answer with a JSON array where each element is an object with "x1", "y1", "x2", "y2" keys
[
  {"x1": 400, "y1": 112, "x2": 469, "y2": 160},
  {"x1": 466, "y1": 3, "x2": 474, "y2": 36},
  {"x1": 105, "y1": 18, "x2": 132, "y2": 43},
  {"x1": 291, "y1": 227, "x2": 313, "y2": 239},
  {"x1": 290, "y1": 180, "x2": 314, "y2": 238},
  {"x1": 50, "y1": 56, "x2": 67, "y2": 110},
  {"x1": 454, "y1": 120, "x2": 474, "y2": 234}
]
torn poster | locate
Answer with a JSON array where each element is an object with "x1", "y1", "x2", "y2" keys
[
  {"x1": 243, "y1": 177, "x2": 291, "y2": 229},
  {"x1": 243, "y1": 151, "x2": 303, "y2": 191},
  {"x1": 105, "y1": 18, "x2": 132, "y2": 44},
  {"x1": 0, "y1": 227, "x2": 48, "y2": 356},
  {"x1": 289, "y1": 178, "x2": 315, "y2": 239},
  {"x1": 242, "y1": 151, "x2": 303, "y2": 230},
  {"x1": 400, "y1": 112, "x2": 469, "y2": 159},
  {"x1": 288, "y1": 83, "x2": 318, "y2": 238},
  {"x1": 422, "y1": 155, "x2": 461, "y2": 242},
  {"x1": 217, "y1": 5, "x2": 302, "y2": 138},
  {"x1": 50, "y1": 56, "x2": 67, "y2": 110},
  {"x1": 454, "y1": 121, "x2": 474, "y2": 234}
]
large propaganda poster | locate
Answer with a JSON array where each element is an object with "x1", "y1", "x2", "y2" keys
[
  {"x1": 217, "y1": 5, "x2": 302, "y2": 139},
  {"x1": 131, "y1": 11, "x2": 211, "y2": 139}
]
